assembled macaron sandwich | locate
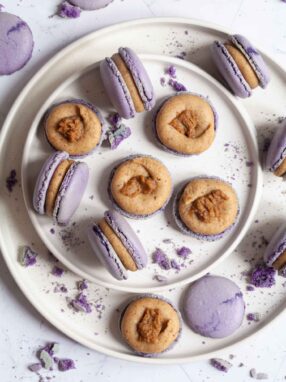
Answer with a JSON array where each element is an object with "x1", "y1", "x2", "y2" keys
[
  {"x1": 100, "y1": 47, "x2": 155, "y2": 119},
  {"x1": 266, "y1": 120, "x2": 286, "y2": 177},
  {"x1": 212, "y1": 34, "x2": 270, "y2": 98},
  {"x1": 88, "y1": 210, "x2": 147, "y2": 280},
  {"x1": 33, "y1": 151, "x2": 89, "y2": 225},
  {"x1": 264, "y1": 223, "x2": 286, "y2": 277}
]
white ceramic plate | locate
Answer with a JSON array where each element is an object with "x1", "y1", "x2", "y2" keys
[
  {"x1": 21, "y1": 54, "x2": 262, "y2": 292},
  {"x1": 1, "y1": 18, "x2": 286, "y2": 364}
]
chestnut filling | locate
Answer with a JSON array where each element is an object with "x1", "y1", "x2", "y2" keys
[
  {"x1": 170, "y1": 110, "x2": 202, "y2": 138},
  {"x1": 137, "y1": 308, "x2": 168, "y2": 344},
  {"x1": 57, "y1": 115, "x2": 84, "y2": 142},
  {"x1": 120, "y1": 176, "x2": 157, "y2": 197},
  {"x1": 190, "y1": 189, "x2": 229, "y2": 223}
]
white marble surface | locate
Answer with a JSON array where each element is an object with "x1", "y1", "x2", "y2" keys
[{"x1": 1, "y1": 0, "x2": 286, "y2": 381}]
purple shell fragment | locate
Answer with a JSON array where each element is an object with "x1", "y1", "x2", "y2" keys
[
  {"x1": 58, "y1": 1, "x2": 81, "y2": 18},
  {"x1": 210, "y1": 358, "x2": 232, "y2": 372},
  {"x1": 250, "y1": 265, "x2": 276, "y2": 288},
  {"x1": 58, "y1": 358, "x2": 76, "y2": 371},
  {"x1": 152, "y1": 248, "x2": 171, "y2": 270},
  {"x1": 70, "y1": 293, "x2": 92, "y2": 313},
  {"x1": 18, "y1": 246, "x2": 37, "y2": 267}
]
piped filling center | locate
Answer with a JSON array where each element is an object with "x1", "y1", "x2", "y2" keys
[
  {"x1": 190, "y1": 189, "x2": 229, "y2": 223},
  {"x1": 273, "y1": 250, "x2": 286, "y2": 271},
  {"x1": 57, "y1": 115, "x2": 84, "y2": 142},
  {"x1": 137, "y1": 308, "x2": 169, "y2": 344},
  {"x1": 170, "y1": 109, "x2": 207, "y2": 138},
  {"x1": 120, "y1": 175, "x2": 157, "y2": 197}
]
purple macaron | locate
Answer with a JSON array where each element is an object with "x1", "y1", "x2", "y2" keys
[
  {"x1": 87, "y1": 210, "x2": 147, "y2": 280},
  {"x1": 184, "y1": 275, "x2": 245, "y2": 338},
  {"x1": 69, "y1": 0, "x2": 113, "y2": 10},
  {"x1": 264, "y1": 223, "x2": 286, "y2": 277},
  {"x1": 33, "y1": 151, "x2": 89, "y2": 225},
  {"x1": 100, "y1": 47, "x2": 155, "y2": 119},
  {"x1": 0, "y1": 12, "x2": 34, "y2": 75},
  {"x1": 211, "y1": 34, "x2": 270, "y2": 98},
  {"x1": 265, "y1": 121, "x2": 286, "y2": 176}
]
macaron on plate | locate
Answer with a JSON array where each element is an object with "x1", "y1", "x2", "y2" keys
[
  {"x1": 21, "y1": 53, "x2": 261, "y2": 292},
  {"x1": 1, "y1": 18, "x2": 286, "y2": 364}
]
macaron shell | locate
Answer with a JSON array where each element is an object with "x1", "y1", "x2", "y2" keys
[
  {"x1": 231, "y1": 34, "x2": 270, "y2": 88},
  {"x1": 264, "y1": 223, "x2": 286, "y2": 266},
  {"x1": 211, "y1": 41, "x2": 251, "y2": 98},
  {"x1": 0, "y1": 12, "x2": 34, "y2": 75},
  {"x1": 265, "y1": 121, "x2": 286, "y2": 172},
  {"x1": 88, "y1": 225, "x2": 128, "y2": 280},
  {"x1": 53, "y1": 162, "x2": 89, "y2": 225},
  {"x1": 184, "y1": 275, "x2": 245, "y2": 338},
  {"x1": 100, "y1": 58, "x2": 135, "y2": 119},
  {"x1": 69, "y1": 0, "x2": 113, "y2": 10},
  {"x1": 119, "y1": 47, "x2": 155, "y2": 111},
  {"x1": 33, "y1": 151, "x2": 69, "y2": 214},
  {"x1": 104, "y1": 210, "x2": 148, "y2": 269}
]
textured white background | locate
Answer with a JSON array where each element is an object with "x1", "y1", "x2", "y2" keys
[{"x1": 1, "y1": 0, "x2": 286, "y2": 381}]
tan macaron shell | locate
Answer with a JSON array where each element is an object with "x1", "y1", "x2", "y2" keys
[
  {"x1": 274, "y1": 157, "x2": 286, "y2": 177},
  {"x1": 120, "y1": 297, "x2": 181, "y2": 354},
  {"x1": 178, "y1": 178, "x2": 238, "y2": 236},
  {"x1": 156, "y1": 93, "x2": 215, "y2": 155}
]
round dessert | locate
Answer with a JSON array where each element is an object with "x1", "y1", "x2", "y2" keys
[
  {"x1": 174, "y1": 177, "x2": 239, "y2": 240},
  {"x1": 69, "y1": 0, "x2": 113, "y2": 10},
  {"x1": 154, "y1": 93, "x2": 217, "y2": 155},
  {"x1": 100, "y1": 47, "x2": 155, "y2": 119},
  {"x1": 184, "y1": 275, "x2": 245, "y2": 338},
  {"x1": 109, "y1": 155, "x2": 172, "y2": 219},
  {"x1": 212, "y1": 34, "x2": 270, "y2": 98},
  {"x1": 33, "y1": 151, "x2": 89, "y2": 225},
  {"x1": 88, "y1": 210, "x2": 147, "y2": 280},
  {"x1": 266, "y1": 121, "x2": 286, "y2": 177},
  {"x1": 45, "y1": 99, "x2": 104, "y2": 157},
  {"x1": 120, "y1": 295, "x2": 181, "y2": 356},
  {"x1": 264, "y1": 223, "x2": 286, "y2": 277},
  {"x1": 0, "y1": 12, "x2": 34, "y2": 75}
]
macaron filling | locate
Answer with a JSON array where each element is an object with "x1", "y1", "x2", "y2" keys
[{"x1": 273, "y1": 156, "x2": 286, "y2": 177}]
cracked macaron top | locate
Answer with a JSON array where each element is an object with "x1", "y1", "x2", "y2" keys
[
  {"x1": 87, "y1": 210, "x2": 147, "y2": 280},
  {"x1": 184, "y1": 275, "x2": 245, "y2": 338},
  {"x1": 44, "y1": 99, "x2": 104, "y2": 157},
  {"x1": 266, "y1": 121, "x2": 286, "y2": 177},
  {"x1": 33, "y1": 151, "x2": 89, "y2": 225},
  {"x1": 100, "y1": 47, "x2": 155, "y2": 119},
  {"x1": 211, "y1": 34, "x2": 270, "y2": 98},
  {"x1": 264, "y1": 223, "x2": 286, "y2": 277},
  {"x1": 0, "y1": 12, "x2": 34, "y2": 75}
]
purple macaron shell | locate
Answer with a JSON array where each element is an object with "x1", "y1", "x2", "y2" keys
[
  {"x1": 119, "y1": 47, "x2": 155, "y2": 111},
  {"x1": 108, "y1": 154, "x2": 173, "y2": 219},
  {"x1": 184, "y1": 275, "x2": 245, "y2": 338},
  {"x1": 119, "y1": 294, "x2": 182, "y2": 357},
  {"x1": 173, "y1": 176, "x2": 239, "y2": 241},
  {"x1": 212, "y1": 41, "x2": 251, "y2": 98},
  {"x1": 104, "y1": 210, "x2": 147, "y2": 269},
  {"x1": 69, "y1": 0, "x2": 113, "y2": 10},
  {"x1": 53, "y1": 161, "x2": 89, "y2": 225},
  {"x1": 265, "y1": 121, "x2": 286, "y2": 172},
  {"x1": 0, "y1": 12, "x2": 34, "y2": 75},
  {"x1": 33, "y1": 151, "x2": 69, "y2": 215},
  {"x1": 88, "y1": 224, "x2": 127, "y2": 280},
  {"x1": 231, "y1": 34, "x2": 270, "y2": 88},
  {"x1": 264, "y1": 223, "x2": 286, "y2": 267},
  {"x1": 100, "y1": 58, "x2": 136, "y2": 119}
]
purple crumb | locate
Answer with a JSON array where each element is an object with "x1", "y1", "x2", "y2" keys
[
  {"x1": 250, "y1": 264, "x2": 276, "y2": 288},
  {"x1": 6, "y1": 169, "x2": 17, "y2": 192},
  {"x1": 166, "y1": 65, "x2": 177, "y2": 78},
  {"x1": 246, "y1": 161, "x2": 254, "y2": 167},
  {"x1": 152, "y1": 248, "x2": 171, "y2": 270},
  {"x1": 246, "y1": 285, "x2": 255, "y2": 291},
  {"x1": 77, "y1": 279, "x2": 88, "y2": 291},
  {"x1": 28, "y1": 363, "x2": 42, "y2": 372},
  {"x1": 58, "y1": 1, "x2": 81, "y2": 18},
  {"x1": 210, "y1": 358, "x2": 232, "y2": 373},
  {"x1": 58, "y1": 359, "x2": 76, "y2": 372},
  {"x1": 51, "y1": 266, "x2": 64, "y2": 277},
  {"x1": 176, "y1": 246, "x2": 191, "y2": 259},
  {"x1": 50, "y1": 228, "x2": 55, "y2": 234},
  {"x1": 153, "y1": 274, "x2": 168, "y2": 282},
  {"x1": 168, "y1": 78, "x2": 187, "y2": 92},
  {"x1": 54, "y1": 283, "x2": 68, "y2": 293},
  {"x1": 247, "y1": 312, "x2": 260, "y2": 322},
  {"x1": 170, "y1": 259, "x2": 180, "y2": 271},
  {"x1": 70, "y1": 293, "x2": 92, "y2": 313},
  {"x1": 107, "y1": 124, "x2": 131, "y2": 149},
  {"x1": 108, "y1": 112, "x2": 122, "y2": 128},
  {"x1": 250, "y1": 368, "x2": 268, "y2": 379},
  {"x1": 160, "y1": 77, "x2": 166, "y2": 87},
  {"x1": 18, "y1": 246, "x2": 37, "y2": 267}
]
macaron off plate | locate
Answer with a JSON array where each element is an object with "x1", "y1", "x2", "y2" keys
[{"x1": 266, "y1": 120, "x2": 286, "y2": 177}]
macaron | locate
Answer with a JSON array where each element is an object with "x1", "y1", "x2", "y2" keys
[
  {"x1": 108, "y1": 155, "x2": 172, "y2": 219},
  {"x1": 33, "y1": 151, "x2": 89, "y2": 225},
  {"x1": 45, "y1": 99, "x2": 104, "y2": 157},
  {"x1": 154, "y1": 92, "x2": 217, "y2": 156},
  {"x1": 212, "y1": 34, "x2": 270, "y2": 98},
  {"x1": 0, "y1": 12, "x2": 34, "y2": 75},
  {"x1": 184, "y1": 275, "x2": 245, "y2": 338},
  {"x1": 88, "y1": 210, "x2": 147, "y2": 280},
  {"x1": 173, "y1": 177, "x2": 239, "y2": 241},
  {"x1": 264, "y1": 223, "x2": 286, "y2": 277},
  {"x1": 265, "y1": 121, "x2": 286, "y2": 177},
  {"x1": 100, "y1": 47, "x2": 155, "y2": 119},
  {"x1": 69, "y1": 0, "x2": 113, "y2": 10},
  {"x1": 120, "y1": 295, "x2": 181, "y2": 356}
]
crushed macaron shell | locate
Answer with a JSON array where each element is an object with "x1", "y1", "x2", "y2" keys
[
  {"x1": 176, "y1": 246, "x2": 192, "y2": 259},
  {"x1": 51, "y1": 265, "x2": 65, "y2": 277},
  {"x1": 77, "y1": 279, "x2": 88, "y2": 290},
  {"x1": 152, "y1": 248, "x2": 171, "y2": 270},
  {"x1": 250, "y1": 264, "x2": 276, "y2": 288},
  {"x1": 250, "y1": 368, "x2": 269, "y2": 379},
  {"x1": 58, "y1": 358, "x2": 76, "y2": 371},
  {"x1": 165, "y1": 65, "x2": 177, "y2": 78},
  {"x1": 18, "y1": 246, "x2": 37, "y2": 267},
  {"x1": 168, "y1": 78, "x2": 187, "y2": 92},
  {"x1": 210, "y1": 358, "x2": 233, "y2": 372},
  {"x1": 247, "y1": 312, "x2": 261, "y2": 322},
  {"x1": 107, "y1": 124, "x2": 131, "y2": 149},
  {"x1": 58, "y1": 1, "x2": 81, "y2": 18},
  {"x1": 70, "y1": 293, "x2": 92, "y2": 313}
]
